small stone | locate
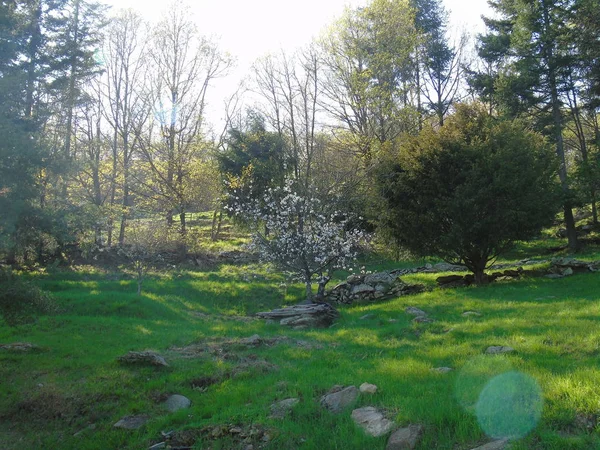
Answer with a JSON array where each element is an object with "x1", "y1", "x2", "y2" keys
[
  {"x1": 320, "y1": 385, "x2": 359, "y2": 413},
  {"x1": 113, "y1": 415, "x2": 149, "y2": 430},
  {"x1": 485, "y1": 346, "x2": 515, "y2": 354},
  {"x1": 229, "y1": 426, "x2": 243, "y2": 434},
  {"x1": 561, "y1": 267, "x2": 574, "y2": 276},
  {"x1": 405, "y1": 307, "x2": 427, "y2": 316},
  {"x1": 351, "y1": 407, "x2": 395, "y2": 437},
  {"x1": 469, "y1": 439, "x2": 509, "y2": 450},
  {"x1": 388, "y1": 319, "x2": 398, "y2": 323},
  {"x1": 270, "y1": 398, "x2": 300, "y2": 419},
  {"x1": 240, "y1": 334, "x2": 262, "y2": 346},
  {"x1": 360, "y1": 313, "x2": 375, "y2": 320},
  {"x1": 462, "y1": 311, "x2": 482, "y2": 317},
  {"x1": 431, "y1": 367, "x2": 453, "y2": 374},
  {"x1": 545, "y1": 273, "x2": 564, "y2": 279},
  {"x1": 163, "y1": 394, "x2": 191, "y2": 412},
  {"x1": 386, "y1": 424, "x2": 423, "y2": 450},
  {"x1": 359, "y1": 383, "x2": 378, "y2": 394}
]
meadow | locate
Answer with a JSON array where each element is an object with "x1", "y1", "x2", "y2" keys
[{"x1": 1, "y1": 218, "x2": 600, "y2": 449}]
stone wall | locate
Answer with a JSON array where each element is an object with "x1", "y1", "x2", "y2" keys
[{"x1": 325, "y1": 272, "x2": 425, "y2": 304}]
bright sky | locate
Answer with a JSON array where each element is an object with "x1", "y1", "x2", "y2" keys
[{"x1": 103, "y1": 0, "x2": 491, "y2": 129}]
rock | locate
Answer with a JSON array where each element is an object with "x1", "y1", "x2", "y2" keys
[
  {"x1": 240, "y1": 334, "x2": 262, "y2": 346},
  {"x1": 163, "y1": 394, "x2": 191, "y2": 412},
  {"x1": 561, "y1": 267, "x2": 574, "y2": 276},
  {"x1": 360, "y1": 313, "x2": 376, "y2": 320},
  {"x1": 269, "y1": 398, "x2": 300, "y2": 419},
  {"x1": 117, "y1": 351, "x2": 168, "y2": 367},
  {"x1": 351, "y1": 406, "x2": 395, "y2": 437},
  {"x1": 359, "y1": 383, "x2": 378, "y2": 394},
  {"x1": 485, "y1": 346, "x2": 515, "y2": 354},
  {"x1": 0, "y1": 342, "x2": 40, "y2": 352},
  {"x1": 431, "y1": 367, "x2": 453, "y2": 374},
  {"x1": 433, "y1": 262, "x2": 466, "y2": 272},
  {"x1": 462, "y1": 311, "x2": 481, "y2": 317},
  {"x1": 148, "y1": 443, "x2": 166, "y2": 450},
  {"x1": 364, "y1": 272, "x2": 397, "y2": 286},
  {"x1": 113, "y1": 414, "x2": 149, "y2": 430},
  {"x1": 405, "y1": 307, "x2": 427, "y2": 317},
  {"x1": 470, "y1": 439, "x2": 509, "y2": 450},
  {"x1": 320, "y1": 385, "x2": 359, "y2": 413},
  {"x1": 347, "y1": 274, "x2": 365, "y2": 284},
  {"x1": 386, "y1": 424, "x2": 423, "y2": 450},
  {"x1": 352, "y1": 284, "x2": 376, "y2": 295},
  {"x1": 257, "y1": 303, "x2": 339, "y2": 328}
]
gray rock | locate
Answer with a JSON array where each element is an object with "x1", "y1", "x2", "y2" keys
[
  {"x1": 386, "y1": 424, "x2": 423, "y2": 450},
  {"x1": 270, "y1": 397, "x2": 300, "y2": 419},
  {"x1": 359, "y1": 382, "x2": 378, "y2": 394},
  {"x1": 485, "y1": 346, "x2": 515, "y2": 354},
  {"x1": 352, "y1": 284, "x2": 375, "y2": 295},
  {"x1": 364, "y1": 272, "x2": 396, "y2": 286},
  {"x1": 164, "y1": 394, "x2": 191, "y2": 412},
  {"x1": 113, "y1": 415, "x2": 149, "y2": 430},
  {"x1": 117, "y1": 351, "x2": 168, "y2": 367},
  {"x1": 462, "y1": 311, "x2": 482, "y2": 317},
  {"x1": 351, "y1": 406, "x2": 395, "y2": 437},
  {"x1": 561, "y1": 267, "x2": 574, "y2": 276},
  {"x1": 470, "y1": 439, "x2": 509, "y2": 450},
  {"x1": 320, "y1": 385, "x2": 359, "y2": 413},
  {"x1": 346, "y1": 274, "x2": 364, "y2": 284},
  {"x1": 405, "y1": 307, "x2": 427, "y2": 317},
  {"x1": 0, "y1": 342, "x2": 40, "y2": 352},
  {"x1": 431, "y1": 367, "x2": 453, "y2": 374},
  {"x1": 240, "y1": 334, "x2": 262, "y2": 346}
]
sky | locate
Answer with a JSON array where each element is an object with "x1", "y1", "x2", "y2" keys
[{"x1": 102, "y1": 0, "x2": 492, "y2": 129}]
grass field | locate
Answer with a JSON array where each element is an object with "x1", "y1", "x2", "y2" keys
[{"x1": 1, "y1": 221, "x2": 600, "y2": 449}]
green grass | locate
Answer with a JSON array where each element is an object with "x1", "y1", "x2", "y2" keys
[{"x1": 1, "y1": 237, "x2": 600, "y2": 449}]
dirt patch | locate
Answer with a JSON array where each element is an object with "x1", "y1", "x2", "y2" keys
[{"x1": 155, "y1": 423, "x2": 276, "y2": 449}]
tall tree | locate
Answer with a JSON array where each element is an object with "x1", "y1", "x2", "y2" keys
[
  {"x1": 476, "y1": 0, "x2": 579, "y2": 250},
  {"x1": 140, "y1": 1, "x2": 232, "y2": 233}
]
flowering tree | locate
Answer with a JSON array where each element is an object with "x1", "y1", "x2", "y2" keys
[{"x1": 227, "y1": 180, "x2": 365, "y2": 303}]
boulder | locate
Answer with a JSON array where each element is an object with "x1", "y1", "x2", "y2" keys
[
  {"x1": 359, "y1": 382, "x2": 378, "y2": 394},
  {"x1": 117, "y1": 351, "x2": 168, "y2": 367},
  {"x1": 270, "y1": 398, "x2": 300, "y2": 419},
  {"x1": 351, "y1": 406, "x2": 395, "y2": 437},
  {"x1": 320, "y1": 385, "x2": 359, "y2": 413},
  {"x1": 485, "y1": 346, "x2": 515, "y2": 355},
  {"x1": 113, "y1": 415, "x2": 149, "y2": 430},
  {"x1": 257, "y1": 303, "x2": 339, "y2": 328},
  {"x1": 163, "y1": 394, "x2": 191, "y2": 412},
  {"x1": 386, "y1": 424, "x2": 423, "y2": 450}
]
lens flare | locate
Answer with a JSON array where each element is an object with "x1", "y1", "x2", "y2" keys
[{"x1": 475, "y1": 371, "x2": 543, "y2": 440}]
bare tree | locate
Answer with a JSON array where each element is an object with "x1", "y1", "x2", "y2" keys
[
  {"x1": 140, "y1": 2, "x2": 232, "y2": 233},
  {"x1": 101, "y1": 9, "x2": 150, "y2": 246}
]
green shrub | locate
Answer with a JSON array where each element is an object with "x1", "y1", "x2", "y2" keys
[{"x1": 0, "y1": 269, "x2": 57, "y2": 326}]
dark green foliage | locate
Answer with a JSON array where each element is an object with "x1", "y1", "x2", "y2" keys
[
  {"x1": 0, "y1": 268, "x2": 56, "y2": 326},
  {"x1": 218, "y1": 114, "x2": 290, "y2": 209},
  {"x1": 376, "y1": 103, "x2": 560, "y2": 282}
]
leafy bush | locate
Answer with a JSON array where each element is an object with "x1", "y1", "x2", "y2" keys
[{"x1": 0, "y1": 269, "x2": 57, "y2": 325}]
